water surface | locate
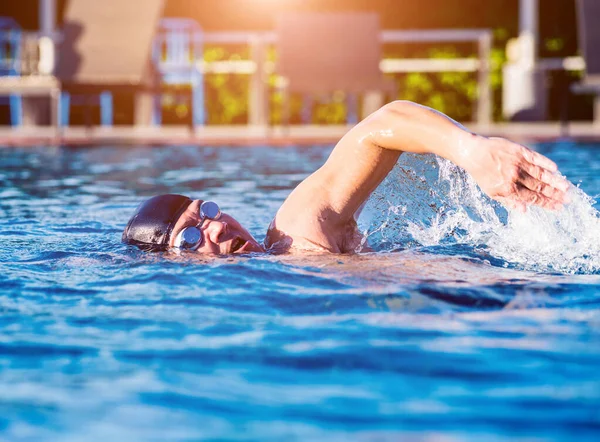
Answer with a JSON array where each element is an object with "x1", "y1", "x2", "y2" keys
[{"x1": 0, "y1": 143, "x2": 599, "y2": 441}]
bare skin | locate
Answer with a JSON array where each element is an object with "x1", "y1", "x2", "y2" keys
[
  {"x1": 264, "y1": 101, "x2": 569, "y2": 254},
  {"x1": 168, "y1": 101, "x2": 569, "y2": 255},
  {"x1": 169, "y1": 200, "x2": 265, "y2": 254}
]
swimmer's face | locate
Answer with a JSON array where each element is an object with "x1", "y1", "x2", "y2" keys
[{"x1": 169, "y1": 200, "x2": 265, "y2": 254}]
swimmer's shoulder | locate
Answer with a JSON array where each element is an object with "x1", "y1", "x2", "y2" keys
[
  {"x1": 264, "y1": 216, "x2": 341, "y2": 254},
  {"x1": 264, "y1": 214, "x2": 364, "y2": 254}
]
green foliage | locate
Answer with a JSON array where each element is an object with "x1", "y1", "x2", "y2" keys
[
  {"x1": 545, "y1": 37, "x2": 565, "y2": 52},
  {"x1": 166, "y1": 30, "x2": 510, "y2": 125},
  {"x1": 203, "y1": 45, "x2": 250, "y2": 124},
  {"x1": 394, "y1": 47, "x2": 477, "y2": 122}
]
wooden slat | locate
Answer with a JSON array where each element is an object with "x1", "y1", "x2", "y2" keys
[
  {"x1": 276, "y1": 13, "x2": 388, "y2": 94},
  {"x1": 55, "y1": 0, "x2": 165, "y2": 86},
  {"x1": 0, "y1": 75, "x2": 59, "y2": 95}
]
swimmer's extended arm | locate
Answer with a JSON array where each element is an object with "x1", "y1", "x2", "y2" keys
[
  {"x1": 320, "y1": 100, "x2": 569, "y2": 217},
  {"x1": 270, "y1": 100, "x2": 569, "y2": 252},
  {"x1": 360, "y1": 101, "x2": 568, "y2": 211}
]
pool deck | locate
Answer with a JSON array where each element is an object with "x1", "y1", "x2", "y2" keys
[{"x1": 1, "y1": 123, "x2": 599, "y2": 147}]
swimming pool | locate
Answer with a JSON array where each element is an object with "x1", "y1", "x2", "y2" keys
[{"x1": 0, "y1": 142, "x2": 599, "y2": 440}]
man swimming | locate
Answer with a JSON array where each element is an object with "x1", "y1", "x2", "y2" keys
[{"x1": 122, "y1": 101, "x2": 569, "y2": 255}]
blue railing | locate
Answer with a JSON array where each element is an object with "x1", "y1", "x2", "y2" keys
[{"x1": 0, "y1": 17, "x2": 23, "y2": 125}]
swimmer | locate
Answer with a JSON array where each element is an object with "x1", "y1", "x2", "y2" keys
[{"x1": 122, "y1": 101, "x2": 570, "y2": 254}]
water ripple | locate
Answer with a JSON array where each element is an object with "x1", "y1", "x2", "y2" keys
[{"x1": 0, "y1": 144, "x2": 599, "y2": 440}]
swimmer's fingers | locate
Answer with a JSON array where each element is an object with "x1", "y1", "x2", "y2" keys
[
  {"x1": 519, "y1": 177, "x2": 566, "y2": 208},
  {"x1": 519, "y1": 146, "x2": 559, "y2": 172},
  {"x1": 519, "y1": 165, "x2": 569, "y2": 204},
  {"x1": 515, "y1": 185, "x2": 563, "y2": 211},
  {"x1": 520, "y1": 162, "x2": 569, "y2": 192}
]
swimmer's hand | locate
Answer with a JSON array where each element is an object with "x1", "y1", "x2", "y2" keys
[{"x1": 456, "y1": 136, "x2": 569, "y2": 211}]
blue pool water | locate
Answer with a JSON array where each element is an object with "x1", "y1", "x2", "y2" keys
[{"x1": 0, "y1": 142, "x2": 599, "y2": 441}]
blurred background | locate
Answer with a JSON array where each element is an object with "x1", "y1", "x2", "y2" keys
[{"x1": 0, "y1": 0, "x2": 595, "y2": 132}]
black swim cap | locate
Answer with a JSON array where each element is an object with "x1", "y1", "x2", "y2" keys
[{"x1": 122, "y1": 194, "x2": 193, "y2": 251}]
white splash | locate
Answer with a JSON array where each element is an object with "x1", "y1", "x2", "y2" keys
[{"x1": 359, "y1": 153, "x2": 600, "y2": 274}]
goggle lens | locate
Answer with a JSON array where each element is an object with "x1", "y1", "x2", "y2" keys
[
  {"x1": 173, "y1": 201, "x2": 221, "y2": 250},
  {"x1": 200, "y1": 201, "x2": 221, "y2": 220}
]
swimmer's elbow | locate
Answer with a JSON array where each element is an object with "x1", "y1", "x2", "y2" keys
[
  {"x1": 363, "y1": 100, "x2": 468, "y2": 156},
  {"x1": 361, "y1": 100, "x2": 416, "y2": 149},
  {"x1": 375, "y1": 100, "x2": 415, "y2": 121}
]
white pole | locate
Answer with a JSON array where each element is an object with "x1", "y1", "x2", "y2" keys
[
  {"x1": 249, "y1": 36, "x2": 267, "y2": 126},
  {"x1": 477, "y1": 31, "x2": 493, "y2": 126},
  {"x1": 519, "y1": 0, "x2": 538, "y2": 68},
  {"x1": 503, "y1": 0, "x2": 547, "y2": 120},
  {"x1": 38, "y1": 0, "x2": 56, "y2": 75}
]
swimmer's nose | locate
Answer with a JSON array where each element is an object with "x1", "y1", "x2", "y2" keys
[{"x1": 204, "y1": 219, "x2": 228, "y2": 244}]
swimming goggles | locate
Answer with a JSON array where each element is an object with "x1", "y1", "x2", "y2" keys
[{"x1": 173, "y1": 201, "x2": 221, "y2": 250}]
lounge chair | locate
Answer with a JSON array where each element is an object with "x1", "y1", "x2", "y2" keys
[{"x1": 275, "y1": 12, "x2": 395, "y2": 126}]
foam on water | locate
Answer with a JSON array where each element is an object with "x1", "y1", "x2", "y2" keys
[{"x1": 360, "y1": 153, "x2": 600, "y2": 274}]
